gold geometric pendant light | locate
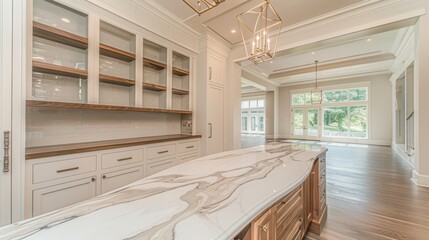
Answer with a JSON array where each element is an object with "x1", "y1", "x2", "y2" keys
[
  {"x1": 182, "y1": 0, "x2": 225, "y2": 15},
  {"x1": 237, "y1": 0, "x2": 282, "y2": 64}
]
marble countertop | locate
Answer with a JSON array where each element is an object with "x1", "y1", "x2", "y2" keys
[{"x1": 0, "y1": 142, "x2": 327, "y2": 240}]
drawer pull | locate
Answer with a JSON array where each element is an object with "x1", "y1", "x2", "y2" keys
[
  {"x1": 102, "y1": 174, "x2": 107, "y2": 179},
  {"x1": 91, "y1": 177, "x2": 96, "y2": 182},
  {"x1": 158, "y1": 150, "x2": 169, "y2": 154},
  {"x1": 56, "y1": 167, "x2": 79, "y2": 173},
  {"x1": 117, "y1": 157, "x2": 133, "y2": 162},
  {"x1": 186, "y1": 146, "x2": 194, "y2": 149}
]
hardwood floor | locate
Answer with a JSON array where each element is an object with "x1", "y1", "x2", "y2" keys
[{"x1": 304, "y1": 144, "x2": 429, "y2": 240}]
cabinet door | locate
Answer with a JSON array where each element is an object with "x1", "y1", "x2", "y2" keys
[
  {"x1": 252, "y1": 209, "x2": 275, "y2": 240},
  {"x1": 207, "y1": 86, "x2": 224, "y2": 155},
  {"x1": 208, "y1": 55, "x2": 224, "y2": 86},
  {"x1": 101, "y1": 166, "x2": 143, "y2": 194},
  {"x1": 32, "y1": 176, "x2": 96, "y2": 217}
]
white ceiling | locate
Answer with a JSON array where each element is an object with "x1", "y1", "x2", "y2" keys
[
  {"x1": 145, "y1": 0, "x2": 366, "y2": 44},
  {"x1": 141, "y1": 0, "x2": 414, "y2": 87},
  {"x1": 242, "y1": 27, "x2": 407, "y2": 85}
]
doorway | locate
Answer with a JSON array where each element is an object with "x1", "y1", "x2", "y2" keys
[{"x1": 291, "y1": 108, "x2": 320, "y2": 140}]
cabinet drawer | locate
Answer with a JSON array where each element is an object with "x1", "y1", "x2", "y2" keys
[
  {"x1": 101, "y1": 166, "x2": 143, "y2": 194},
  {"x1": 147, "y1": 144, "x2": 176, "y2": 160},
  {"x1": 177, "y1": 153, "x2": 199, "y2": 164},
  {"x1": 177, "y1": 141, "x2": 200, "y2": 154},
  {"x1": 32, "y1": 176, "x2": 96, "y2": 217},
  {"x1": 101, "y1": 149, "x2": 143, "y2": 170},
  {"x1": 33, "y1": 156, "x2": 97, "y2": 184},
  {"x1": 146, "y1": 157, "x2": 175, "y2": 176}
]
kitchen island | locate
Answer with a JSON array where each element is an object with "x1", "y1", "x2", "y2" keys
[{"x1": 0, "y1": 142, "x2": 327, "y2": 240}]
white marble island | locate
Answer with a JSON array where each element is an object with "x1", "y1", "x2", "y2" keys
[{"x1": 0, "y1": 143, "x2": 327, "y2": 240}]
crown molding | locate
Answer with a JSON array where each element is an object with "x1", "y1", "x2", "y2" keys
[
  {"x1": 389, "y1": 26, "x2": 415, "y2": 82},
  {"x1": 134, "y1": 0, "x2": 201, "y2": 38},
  {"x1": 230, "y1": 0, "x2": 425, "y2": 62},
  {"x1": 241, "y1": 67, "x2": 281, "y2": 88},
  {"x1": 279, "y1": 71, "x2": 391, "y2": 87},
  {"x1": 270, "y1": 53, "x2": 394, "y2": 79}
]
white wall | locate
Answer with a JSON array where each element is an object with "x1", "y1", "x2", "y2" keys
[
  {"x1": 278, "y1": 74, "x2": 392, "y2": 145},
  {"x1": 26, "y1": 108, "x2": 181, "y2": 147}
]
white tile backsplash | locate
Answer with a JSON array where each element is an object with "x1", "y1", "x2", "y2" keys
[{"x1": 26, "y1": 108, "x2": 181, "y2": 147}]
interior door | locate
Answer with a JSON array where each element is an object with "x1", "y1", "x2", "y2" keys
[
  {"x1": 207, "y1": 86, "x2": 224, "y2": 155},
  {"x1": 0, "y1": 0, "x2": 13, "y2": 227},
  {"x1": 291, "y1": 108, "x2": 320, "y2": 140}
]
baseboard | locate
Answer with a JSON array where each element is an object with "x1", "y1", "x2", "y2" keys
[
  {"x1": 412, "y1": 171, "x2": 429, "y2": 187},
  {"x1": 273, "y1": 135, "x2": 391, "y2": 146},
  {"x1": 391, "y1": 143, "x2": 414, "y2": 168}
]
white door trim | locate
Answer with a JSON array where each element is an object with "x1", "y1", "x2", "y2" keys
[{"x1": 0, "y1": 0, "x2": 13, "y2": 227}]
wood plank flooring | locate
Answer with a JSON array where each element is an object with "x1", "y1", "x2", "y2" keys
[{"x1": 304, "y1": 144, "x2": 429, "y2": 240}]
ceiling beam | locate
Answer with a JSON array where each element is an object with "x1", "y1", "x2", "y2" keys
[{"x1": 269, "y1": 53, "x2": 395, "y2": 79}]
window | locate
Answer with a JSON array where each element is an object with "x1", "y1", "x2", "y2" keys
[
  {"x1": 323, "y1": 107, "x2": 348, "y2": 137},
  {"x1": 241, "y1": 98, "x2": 265, "y2": 134},
  {"x1": 291, "y1": 86, "x2": 368, "y2": 139}
]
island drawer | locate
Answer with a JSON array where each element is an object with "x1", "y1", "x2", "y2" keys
[
  {"x1": 147, "y1": 144, "x2": 176, "y2": 160},
  {"x1": 177, "y1": 140, "x2": 200, "y2": 154},
  {"x1": 276, "y1": 187, "x2": 303, "y2": 239},
  {"x1": 32, "y1": 156, "x2": 97, "y2": 184},
  {"x1": 177, "y1": 153, "x2": 199, "y2": 164},
  {"x1": 101, "y1": 149, "x2": 143, "y2": 169}
]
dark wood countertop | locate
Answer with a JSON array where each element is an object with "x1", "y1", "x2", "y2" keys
[{"x1": 26, "y1": 134, "x2": 202, "y2": 160}]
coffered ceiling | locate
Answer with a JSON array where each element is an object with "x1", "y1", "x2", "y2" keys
[
  {"x1": 139, "y1": 0, "x2": 415, "y2": 87},
  {"x1": 143, "y1": 0, "x2": 366, "y2": 44}
]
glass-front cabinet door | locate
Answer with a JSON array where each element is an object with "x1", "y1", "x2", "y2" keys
[
  {"x1": 32, "y1": 0, "x2": 89, "y2": 103},
  {"x1": 291, "y1": 108, "x2": 320, "y2": 140},
  {"x1": 172, "y1": 51, "x2": 190, "y2": 111}
]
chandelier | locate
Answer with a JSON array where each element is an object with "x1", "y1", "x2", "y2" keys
[
  {"x1": 237, "y1": 0, "x2": 282, "y2": 64},
  {"x1": 182, "y1": 0, "x2": 225, "y2": 15},
  {"x1": 311, "y1": 60, "x2": 322, "y2": 104}
]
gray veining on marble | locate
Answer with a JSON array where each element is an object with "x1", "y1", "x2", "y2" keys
[{"x1": 0, "y1": 143, "x2": 326, "y2": 240}]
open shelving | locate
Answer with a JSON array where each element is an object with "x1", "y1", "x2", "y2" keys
[
  {"x1": 31, "y1": 0, "x2": 88, "y2": 104},
  {"x1": 99, "y1": 21, "x2": 136, "y2": 107},
  {"x1": 33, "y1": 61, "x2": 88, "y2": 79},
  {"x1": 172, "y1": 51, "x2": 190, "y2": 110},
  {"x1": 29, "y1": 0, "x2": 193, "y2": 116},
  {"x1": 33, "y1": 21, "x2": 88, "y2": 50},
  {"x1": 142, "y1": 39, "x2": 167, "y2": 109},
  {"x1": 27, "y1": 100, "x2": 192, "y2": 115}
]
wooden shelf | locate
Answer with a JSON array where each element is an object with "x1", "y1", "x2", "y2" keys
[
  {"x1": 26, "y1": 134, "x2": 201, "y2": 160},
  {"x1": 143, "y1": 58, "x2": 166, "y2": 71},
  {"x1": 33, "y1": 21, "x2": 88, "y2": 50},
  {"x1": 33, "y1": 61, "x2": 88, "y2": 78},
  {"x1": 172, "y1": 67, "x2": 189, "y2": 76},
  {"x1": 27, "y1": 100, "x2": 192, "y2": 115},
  {"x1": 143, "y1": 83, "x2": 166, "y2": 92},
  {"x1": 100, "y1": 44, "x2": 135, "y2": 62},
  {"x1": 172, "y1": 88, "x2": 189, "y2": 95},
  {"x1": 99, "y1": 74, "x2": 135, "y2": 86}
]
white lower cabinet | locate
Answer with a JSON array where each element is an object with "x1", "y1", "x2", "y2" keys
[
  {"x1": 25, "y1": 138, "x2": 200, "y2": 218},
  {"x1": 32, "y1": 176, "x2": 97, "y2": 217},
  {"x1": 146, "y1": 157, "x2": 176, "y2": 176},
  {"x1": 101, "y1": 166, "x2": 143, "y2": 194}
]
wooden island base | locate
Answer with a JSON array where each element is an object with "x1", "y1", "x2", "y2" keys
[{"x1": 234, "y1": 153, "x2": 327, "y2": 240}]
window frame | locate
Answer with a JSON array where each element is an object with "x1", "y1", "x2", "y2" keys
[{"x1": 290, "y1": 82, "x2": 370, "y2": 140}]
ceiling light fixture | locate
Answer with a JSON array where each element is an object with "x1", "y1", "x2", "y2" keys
[
  {"x1": 311, "y1": 60, "x2": 322, "y2": 105},
  {"x1": 182, "y1": 0, "x2": 225, "y2": 16},
  {"x1": 367, "y1": 38, "x2": 372, "y2": 42},
  {"x1": 237, "y1": 0, "x2": 282, "y2": 64},
  {"x1": 231, "y1": 29, "x2": 236, "y2": 33}
]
